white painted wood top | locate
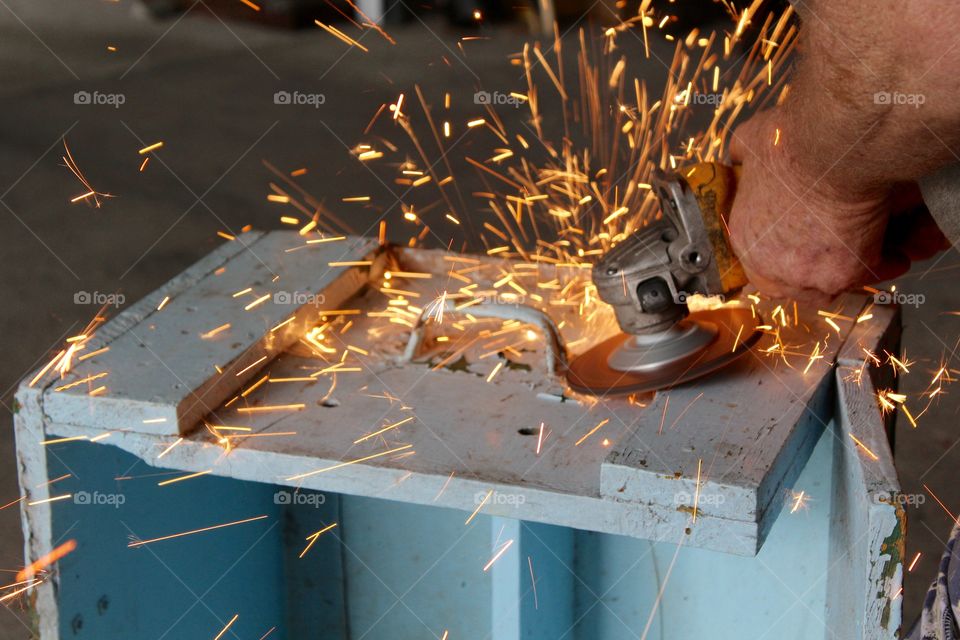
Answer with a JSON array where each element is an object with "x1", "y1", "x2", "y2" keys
[
  {"x1": 22, "y1": 233, "x2": 897, "y2": 555},
  {"x1": 37, "y1": 232, "x2": 379, "y2": 435}
]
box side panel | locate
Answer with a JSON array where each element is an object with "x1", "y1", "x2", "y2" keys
[
  {"x1": 339, "y1": 496, "x2": 492, "y2": 639},
  {"x1": 13, "y1": 384, "x2": 57, "y2": 640},
  {"x1": 42, "y1": 438, "x2": 288, "y2": 639},
  {"x1": 826, "y1": 368, "x2": 902, "y2": 639},
  {"x1": 573, "y1": 426, "x2": 834, "y2": 640},
  {"x1": 517, "y1": 521, "x2": 575, "y2": 640},
  {"x1": 279, "y1": 488, "x2": 348, "y2": 636}
]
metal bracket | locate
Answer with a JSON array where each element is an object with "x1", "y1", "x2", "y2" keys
[{"x1": 401, "y1": 301, "x2": 568, "y2": 377}]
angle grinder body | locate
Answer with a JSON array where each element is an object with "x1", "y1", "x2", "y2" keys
[{"x1": 566, "y1": 162, "x2": 762, "y2": 395}]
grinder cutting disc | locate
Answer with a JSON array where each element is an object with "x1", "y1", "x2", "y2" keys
[{"x1": 565, "y1": 307, "x2": 762, "y2": 396}]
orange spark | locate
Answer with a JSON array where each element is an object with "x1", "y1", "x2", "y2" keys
[
  {"x1": 213, "y1": 614, "x2": 239, "y2": 640},
  {"x1": 63, "y1": 139, "x2": 112, "y2": 207},
  {"x1": 237, "y1": 403, "x2": 305, "y2": 414},
  {"x1": 128, "y1": 515, "x2": 268, "y2": 548},
  {"x1": 483, "y1": 539, "x2": 514, "y2": 571},
  {"x1": 354, "y1": 416, "x2": 415, "y2": 444},
  {"x1": 466, "y1": 490, "x2": 492, "y2": 525},
  {"x1": 285, "y1": 445, "x2": 413, "y2": 481},
  {"x1": 157, "y1": 438, "x2": 183, "y2": 459},
  {"x1": 299, "y1": 523, "x2": 338, "y2": 558},
  {"x1": 16, "y1": 539, "x2": 76, "y2": 581},
  {"x1": 157, "y1": 470, "x2": 212, "y2": 486},
  {"x1": 138, "y1": 141, "x2": 164, "y2": 155},
  {"x1": 575, "y1": 418, "x2": 609, "y2": 446},
  {"x1": 315, "y1": 21, "x2": 369, "y2": 52},
  {"x1": 244, "y1": 294, "x2": 270, "y2": 311},
  {"x1": 692, "y1": 458, "x2": 702, "y2": 522},
  {"x1": 924, "y1": 484, "x2": 959, "y2": 525},
  {"x1": 908, "y1": 552, "x2": 921, "y2": 572},
  {"x1": 849, "y1": 434, "x2": 879, "y2": 461}
]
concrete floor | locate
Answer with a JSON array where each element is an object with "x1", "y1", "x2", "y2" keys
[{"x1": 1, "y1": 1, "x2": 959, "y2": 637}]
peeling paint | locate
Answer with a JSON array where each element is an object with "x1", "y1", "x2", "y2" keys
[{"x1": 878, "y1": 501, "x2": 905, "y2": 629}]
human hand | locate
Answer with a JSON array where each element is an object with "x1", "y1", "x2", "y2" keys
[{"x1": 727, "y1": 110, "x2": 947, "y2": 304}]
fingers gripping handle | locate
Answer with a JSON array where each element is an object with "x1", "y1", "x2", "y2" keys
[{"x1": 680, "y1": 162, "x2": 748, "y2": 295}]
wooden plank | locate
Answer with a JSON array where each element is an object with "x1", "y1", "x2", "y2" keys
[
  {"x1": 823, "y1": 294, "x2": 901, "y2": 638},
  {"x1": 826, "y1": 367, "x2": 902, "y2": 639},
  {"x1": 12, "y1": 384, "x2": 59, "y2": 640},
  {"x1": 600, "y1": 294, "x2": 872, "y2": 553},
  {"x1": 38, "y1": 407, "x2": 758, "y2": 556},
  {"x1": 835, "y1": 301, "x2": 902, "y2": 441},
  {"x1": 835, "y1": 302, "x2": 901, "y2": 369},
  {"x1": 37, "y1": 233, "x2": 379, "y2": 436}
]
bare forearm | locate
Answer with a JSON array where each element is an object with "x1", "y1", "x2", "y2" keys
[{"x1": 776, "y1": 1, "x2": 960, "y2": 198}]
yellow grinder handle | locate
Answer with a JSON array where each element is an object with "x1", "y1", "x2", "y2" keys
[{"x1": 681, "y1": 162, "x2": 747, "y2": 294}]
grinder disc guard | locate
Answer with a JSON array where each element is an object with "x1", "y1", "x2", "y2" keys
[{"x1": 565, "y1": 307, "x2": 762, "y2": 395}]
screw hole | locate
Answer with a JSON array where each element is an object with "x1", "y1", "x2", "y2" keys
[{"x1": 517, "y1": 427, "x2": 538, "y2": 436}]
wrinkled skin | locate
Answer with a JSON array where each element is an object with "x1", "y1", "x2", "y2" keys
[{"x1": 728, "y1": 110, "x2": 948, "y2": 304}]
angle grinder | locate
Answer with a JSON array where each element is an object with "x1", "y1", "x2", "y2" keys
[{"x1": 565, "y1": 162, "x2": 762, "y2": 395}]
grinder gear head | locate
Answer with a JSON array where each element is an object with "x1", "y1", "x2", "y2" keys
[
  {"x1": 591, "y1": 163, "x2": 746, "y2": 335},
  {"x1": 565, "y1": 163, "x2": 760, "y2": 395}
]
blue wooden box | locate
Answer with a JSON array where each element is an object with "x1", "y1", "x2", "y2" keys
[{"x1": 15, "y1": 233, "x2": 903, "y2": 639}]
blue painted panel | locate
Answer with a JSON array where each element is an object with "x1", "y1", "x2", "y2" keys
[
  {"x1": 278, "y1": 489, "x2": 347, "y2": 638},
  {"x1": 572, "y1": 532, "x2": 662, "y2": 639},
  {"x1": 491, "y1": 518, "x2": 524, "y2": 638},
  {"x1": 572, "y1": 426, "x2": 835, "y2": 640},
  {"x1": 518, "y1": 521, "x2": 575, "y2": 640},
  {"x1": 45, "y1": 439, "x2": 287, "y2": 640},
  {"x1": 41, "y1": 426, "x2": 843, "y2": 640},
  {"x1": 339, "y1": 496, "x2": 492, "y2": 639}
]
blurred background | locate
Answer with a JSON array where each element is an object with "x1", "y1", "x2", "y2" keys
[{"x1": 0, "y1": 0, "x2": 957, "y2": 636}]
